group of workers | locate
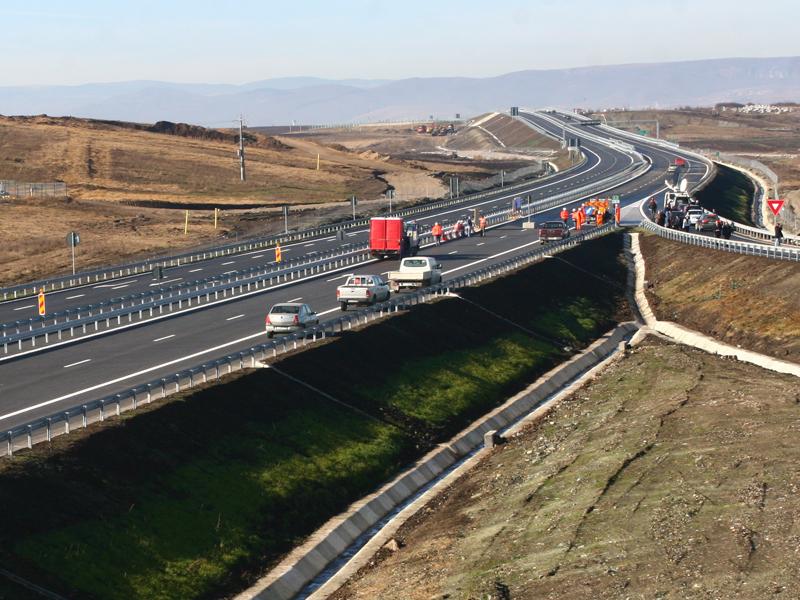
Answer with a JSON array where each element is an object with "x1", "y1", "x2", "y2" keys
[
  {"x1": 431, "y1": 214, "x2": 488, "y2": 245},
  {"x1": 559, "y1": 199, "x2": 612, "y2": 230}
]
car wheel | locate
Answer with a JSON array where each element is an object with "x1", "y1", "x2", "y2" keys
[
  {"x1": 340, "y1": 302, "x2": 348, "y2": 312},
  {"x1": 267, "y1": 331, "x2": 274, "y2": 338}
]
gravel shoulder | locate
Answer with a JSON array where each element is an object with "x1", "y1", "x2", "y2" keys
[{"x1": 330, "y1": 337, "x2": 800, "y2": 599}]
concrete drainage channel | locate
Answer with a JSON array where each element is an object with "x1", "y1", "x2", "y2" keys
[{"x1": 237, "y1": 322, "x2": 639, "y2": 600}]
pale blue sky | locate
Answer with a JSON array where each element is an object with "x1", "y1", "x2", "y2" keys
[{"x1": 1, "y1": 0, "x2": 797, "y2": 85}]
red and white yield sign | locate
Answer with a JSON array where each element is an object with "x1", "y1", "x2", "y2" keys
[{"x1": 767, "y1": 199, "x2": 785, "y2": 216}]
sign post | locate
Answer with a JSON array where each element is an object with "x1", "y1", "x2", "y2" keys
[
  {"x1": 38, "y1": 288, "x2": 46, "y2": 316},
  {"x1": 282, "y1": 204, "x2": 289, "y2": 233},
  {"x1": 66, "y1": 231, "x2": 80, "y2": 275},
  {"x1": 612, "y1": 197, "x2": 621, "y2": 226}
]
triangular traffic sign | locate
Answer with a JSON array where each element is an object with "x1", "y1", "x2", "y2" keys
[{"x1": 767, "y1": 199, "x2": 785, "y2": 216}]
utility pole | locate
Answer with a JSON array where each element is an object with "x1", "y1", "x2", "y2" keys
[{"x1": 238, "y1": 115, "x2": 246, "y2": 181}]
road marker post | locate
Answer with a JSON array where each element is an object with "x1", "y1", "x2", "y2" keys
[
  {"x1": 184, "y1": 210, "x2": 189, "y2": 235},
  {"x1": 38, "y1": 288, "x2": 46, "y2": 316},
  {"x1": 275, "y1": 244, "x2": 282, "y2": 263}
]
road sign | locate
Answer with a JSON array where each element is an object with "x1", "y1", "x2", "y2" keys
[
  {"x1": 66, "y1": 232, "x2": 80, "y2": 247},
  {"x1": 275, "y1": 244, "x2": 282, "y2": 263},
  {"x1": 38, "y1": 289, "x2": 46, "y2": 316},
  {"x1": 767, "y1": 199, "x2": 785, "y2": 216},
  {"x1": 612, "y1": 194, "x2": 620, "y2": 204}
]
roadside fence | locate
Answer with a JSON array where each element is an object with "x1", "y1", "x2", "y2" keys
[
  {"x1": 3, "y1": 223, "x2": 616, "y2": 457},
  {"x1": 0, "y1": 180, "x2": 67, "y2": 199}
]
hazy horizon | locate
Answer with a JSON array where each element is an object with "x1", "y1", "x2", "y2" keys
[{"x1": 1, "y1": 0, "x2": 797, "y2": 86}]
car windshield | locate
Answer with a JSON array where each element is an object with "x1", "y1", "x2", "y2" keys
[
  {"x1": 542, "y1": 222, "x2": 563, "y2": 229},
  {"x1": 270, "y1": 304, "x2": 300, "y2": 314},
  {"x1": 403, "y1": 259, "x2": 427, "y2": 267}
]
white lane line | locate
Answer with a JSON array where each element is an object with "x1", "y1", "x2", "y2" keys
[
  {"x1": 63, "y1": 358, "x2": 91, "y2": 369},
  {"x1": 317, "y1": 307, "x2": 340, "y2": 316},
  {"x1": 443, "y1": 238, "x2": 544, "y2": 275},
  {"x1": 500, "y1": 235, "x2": 507, "y2": 239},
  {"x1": 66, "y1": 294, "x2": 85, "y2": 300},
  {"x1": 286, "y1": 296, "x2": 302, "y2": 302},
  {"x1": 221, "y1": 261, "x2": 235, "y2": 266},
  {"x1": 153, "y1": 334, "x2": 175, "y2": 342},
  {"x1": 13, "y1": 304, "x2": 35, "y2": 311},
  {"x1": 304, "y1": 243, "x2": 315, "y2": 247},
  {"x1": 326, "y1": 274, "x2": 350, "y2": 282},
  {"x1": 0, "y1": 256, "x2": 383, "y2": 367},
  {"x1": 226, "y1": 314, "x2": 245, "y2": 321},
  {"x1": 476, "y1": 242, "x2": 485, "y2": 247},
  {"x1": 223, "y1": 270, "x2": 236, "y2": 275},
  {"x1": 111, "y1": 284, "x2": 129, "y2": 290},
  {"x1": 347, "y1": 233, "x2": 357, "y2": 237},
  {"x1": 149, "y1": 277, "x2": 182, "y2": 286},
  {"x1": 448, "y1": 250, "x2": 458, "y2": 255},
  {"x1": 250, "y1": 254, "x2": 264, "y2": 259},
  {"x1": 188, "y1": 268, "x2": 204, "y2": 273}
]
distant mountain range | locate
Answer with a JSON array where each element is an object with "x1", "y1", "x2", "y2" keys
[{"x1": 1, "y1": 57, "x2": 799, "y2": 126}]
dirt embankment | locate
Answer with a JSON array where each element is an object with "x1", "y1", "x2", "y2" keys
[
  {"x1": 639, "y1": 233, "x2": 800, "y2": 362},
  {"x1": 331, "y1": 338, "x2": 800, "y2": 600}
]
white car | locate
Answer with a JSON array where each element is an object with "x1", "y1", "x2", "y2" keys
[
  {"x1": 265, "y1": 302, "x2": 319, "y2": 337},
  {"x1": 686, "y1": 208, "x2": 705, "y2": 226}
]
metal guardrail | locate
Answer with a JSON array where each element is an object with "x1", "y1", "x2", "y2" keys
[
  {"x1": 0, "y1": 158, "x2": 650, "y2": 355},
  {"x1": 639, "y1": 220, "x2": 800, "y2": 261},
  {"x1": 0, "y1": 156, "x2": 594, "y2": 302},
  {"x1": 3, "y1": 223, "x2": 617, "y2": 456}
]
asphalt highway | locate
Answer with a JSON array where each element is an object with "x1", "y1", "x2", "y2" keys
[
  {"x1": 0, "y1": 138, "x2": 618, "y2": 323},
  {"x1": 0, "y1": 111, "x2": 713, "y2": 432}
]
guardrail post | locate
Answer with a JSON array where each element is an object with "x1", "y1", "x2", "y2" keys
[
  {"x1": 46, "y1": 418, "x2": 52, "y2": 442},
  {"x1": 26, "y1": 425, "x2": 32, "y2": 449},
  {"x1": 82, "y1": 405, "x2": 88, "y2": 428},
  {"x1": 7, "y1": 431, "x2": 12, "y2": 457},
  {"x1": 64, "y1": 411, "x2": 70, "y2": 434}
]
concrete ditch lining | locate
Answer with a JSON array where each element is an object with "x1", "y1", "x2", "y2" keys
[
  {"x1": 628, "y1": 232, "x2": 800, "y2": 378},
  {"x1": 235, "y1": 322, "x2": 639, "y2": 600},
  {"x1": 238, "y1": 231, "x2": 797, "y2": 600}
]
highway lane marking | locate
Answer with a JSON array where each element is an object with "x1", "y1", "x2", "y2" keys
[
  {"x1": 13, "y1": 304, "x2": 35, "y2": 311},
  {"x1": 304, "y1": 243, "x2": 315, "y2": 247},
  {"x1": 149, "y1": 277, "x2": 182, "y2": 286},
  {"x1": 65, "y1": 294, "x2": 85, "y2": 300},
  {"x1": 326, "y1": 274, "x2": 350, "y2": 282},
  {"x1": 221, "y1": 261, "x2": 235, "y2": 265},
  {"x1": 448, "y1": 250, "x2": 458, "y2": 254},
  {"x1": 286, "y1": 297, "x2": 302, "y2": 302},
  {"x1": 153, "y1": 334, "x2": 175, "y2": 342},
  {"x1": 223, "y1": 270, "x2": 236, "y2": 275},
  {"x1": 442, "y1": 238, "x2": 545, "y2": 275},
  {"x1": 347, "y1": 233, "x2": 357, "y2": 237},
  {"x1": 0, "y1": 256, "x2": 382, "y2": 366},
  {"x1": 0, "y1": 304, "x2": 345, "y2": 422},
  {"x1": 63, "y1": 359, "x2": 91, "y2": 368},
  {"x1": 250, "y1": 254, "x2": 264, "y2": 259},
  {"x1": 500, "y1": 235, "x2": 507, "y2": 239},
  {"x1": 476, "y1": 242, "x2": 485, "y2": 246},
  {"x1": 226, "y1": 314, "x2": 245, "y2": 321},
  {"x1": 111, "y1": 284, "x2": 130, "y2": 290},
  {"x1": 188, "y1": 268, "x2": 204, "y2": 273}
]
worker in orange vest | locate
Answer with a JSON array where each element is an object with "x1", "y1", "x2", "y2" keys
[
  {"x1": 572, "y1": 210, "x2": 581, "y2": 230},
  {"x1": 614, "y1": 204, "x2": 621, "y2": 225},
  {"x1": 431, "y1": 222, "x2": 443, "y2": 245},
  {"x1": 479, "y1": 215, "x2": 487, "y2": 237},
  {"x1": 596, "y1": 208, "x2": 604, "y2": 226},
  {"x1": 559, "y1": 206, "x2": 569, "y2": 224}
]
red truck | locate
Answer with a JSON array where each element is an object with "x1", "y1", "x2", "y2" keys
[
  {"x1": 369, "y1": 217, "x2": 419, "y2": 259},
  {"x1": 537, "y1": 221, "x2": 571, "y2": 244}
]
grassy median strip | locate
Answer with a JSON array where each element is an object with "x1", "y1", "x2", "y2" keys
[
  {"x1": 696, "y1": 163, "x2": 755, "y2": 225},
  {"x1": 0, "y1": 233, "x2": 628, "y2": 600}
]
